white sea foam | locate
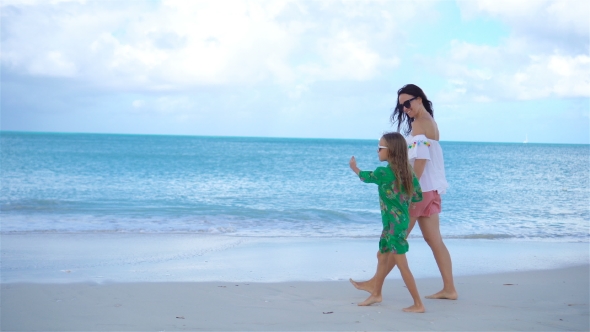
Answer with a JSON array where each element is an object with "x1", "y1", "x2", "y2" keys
[
  {"x1": 1, "y1": 234, "x2": 588, "y2": 283},
  {"x1": 1, "y1": 133, "x2": 588, "y2": 241}
]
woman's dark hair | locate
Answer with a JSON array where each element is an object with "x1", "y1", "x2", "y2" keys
[{"x1": 391, "y1": 84, "x2": 434, "y2": 136}]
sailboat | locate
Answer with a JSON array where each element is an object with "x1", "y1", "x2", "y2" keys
[{"x1": 523, "y1": 134, "x2": 528, "y2": 144}]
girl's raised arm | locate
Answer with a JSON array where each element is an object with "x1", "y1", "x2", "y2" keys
[{"x1": 349, "y1": 156, "x2": 360, "y2": 175}]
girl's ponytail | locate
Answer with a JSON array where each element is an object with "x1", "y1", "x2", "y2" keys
[{"x1": 381, "y1": 132, "x2": 414, "y2": 196}]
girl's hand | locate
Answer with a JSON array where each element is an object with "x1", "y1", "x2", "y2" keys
[{"x1": 349, "y1": 156, "x2": 360, "y2": 175}]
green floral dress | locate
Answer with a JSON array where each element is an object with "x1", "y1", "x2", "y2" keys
[{"x1": 358, "y1": 166, "x2": 422, "y2": 254}]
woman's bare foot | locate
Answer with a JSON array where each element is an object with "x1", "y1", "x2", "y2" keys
[
  {"x1": 349, "y1": 278, "x2": 374, "y2": 293},
  {"x1": 402, "y1": 304, "x2": 425, "y2": 313},
  {"x1": 358, "y1": 293, "x2": 382, "y2": 306},
  {"x1": 425, "y1": 289, "x2": 458, "y2": 300}
]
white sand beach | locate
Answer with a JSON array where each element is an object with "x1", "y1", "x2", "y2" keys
[
  {"x1": 2, "y1": 265, "x2": 588, "y2": 331},
  {"x1": 1, "y1": 234, "x2": 589, "y2": 331}
]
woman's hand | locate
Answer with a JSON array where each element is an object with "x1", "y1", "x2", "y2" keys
[{"x1": 349, "y1": 156, "x2": 360, "y2": 175}]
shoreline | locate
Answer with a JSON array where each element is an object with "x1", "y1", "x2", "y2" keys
[
  {"x1": 2, "y1": 265, "x2": 588, "y2": 331},
  {"x1": 2, "y1": 233, "x2": 588, "y2": 284}
]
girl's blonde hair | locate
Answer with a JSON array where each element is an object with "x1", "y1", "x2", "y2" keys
[{"x1": 382, "y1": 132, "x2": 414, "y2": 195}]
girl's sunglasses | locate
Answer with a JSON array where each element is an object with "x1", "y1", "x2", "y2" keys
[
  {"x1": 399, "y1": 96, "x2": 418, "y2": 109},
  {"x1": 378, "y1": 145, "x2": 388, "y2": 151}
]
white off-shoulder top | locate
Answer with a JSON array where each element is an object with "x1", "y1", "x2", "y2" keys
[{"x1": 406, "y1": 134, "x2": 449, "y2": 194}]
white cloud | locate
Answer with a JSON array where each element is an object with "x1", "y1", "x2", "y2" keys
[
  {"x1": 458, "y1": 0, "x2": 589, "y2": 38},
  {"x1": 299, "y1": 31, "x2": 399, "y2": 81},
  {"x1": 433, "y1": 0, "x2": 590, "y2": 102},
  {"x1": 287, "y1": 83, "x2": 309, "y2": 99},
  {"x1": 1, "y1": 0, "x2": 418, "y2": 91},
  {"x1": 2, "y1": 0, "x2": 86, "y2": 5},
  {"x1": 436, "y1": 41, "x2": 590, "y2": 102},
  {"x1": 28, "y1": 51, "x2": 77, "y2": 77},
  {"x1": 132, "y1": 100, "x2": 144, "y2": 108}
]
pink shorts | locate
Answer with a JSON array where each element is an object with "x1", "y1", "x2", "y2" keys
[{"x1": 410, "y1": 190, "x2": 442, "y2": 218}]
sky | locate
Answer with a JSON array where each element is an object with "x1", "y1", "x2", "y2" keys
[{"x1": 1, "y1": 0, "x2": 589, "y2": 144}]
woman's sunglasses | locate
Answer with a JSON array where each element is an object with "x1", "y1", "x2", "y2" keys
[
  {"x1": 378, "y1": 145, "x2": 388, "y2": 151},
  {"x1": 399, "y1": 96, "x2": 418, "y2": 109}
]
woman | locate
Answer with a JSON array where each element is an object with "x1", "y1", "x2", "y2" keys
[{"x1": 350, "y1": 84, "x2": 457, "y2": 300}]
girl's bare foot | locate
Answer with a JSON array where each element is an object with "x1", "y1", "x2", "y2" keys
[
  {"x1": 358, "y1": 294, "x2": 382, "y2": 306},
  {"x1": 402, "y1": 304, "x2": 425, "y2": 313},
  {"x1": 425, "y1": 289, "x2": 458, "y2": 300},
  {"x1": 349, "y1": 278, "x2": 374, "y2": 293}
]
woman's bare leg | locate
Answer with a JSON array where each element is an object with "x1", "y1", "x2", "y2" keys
[
  {"x1": 417, "y1": 214, "x2": 458, "y2": 299},
  {"x1": 392, "y1": 253, "x2": 425, "y2": 312},
  {"x1": 357, "y1": 251, "x2": 391, "y2": 306}
]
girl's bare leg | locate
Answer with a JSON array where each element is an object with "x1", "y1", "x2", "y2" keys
[
  {"x1": 350, "y1": 250, "x2": 396, "y2": 293},
  {"x1": 392, "y1": 253, "x2": 425, "y2": 312},
  {"x1": 417, "y1": 214, "x2": 458, "y2": 300},
  {"x1": 350, "y1": 218, "x2": 419, "y2": 293},
  {"x1": 357, "y1": 251, "x2": 390, "y2": 306}
]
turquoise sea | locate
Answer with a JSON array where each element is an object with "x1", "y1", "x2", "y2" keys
[{"x1": 2, "y1": 131, "x2": 589, "y2": 241}]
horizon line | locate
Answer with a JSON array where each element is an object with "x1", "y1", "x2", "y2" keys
[{"x1": 1, "y1": 130, "x2": 588, "y2": 146}]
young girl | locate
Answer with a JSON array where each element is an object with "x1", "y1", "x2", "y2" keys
[{"x1": 349, "y1": 132, "x2": 425, "y2": 313}]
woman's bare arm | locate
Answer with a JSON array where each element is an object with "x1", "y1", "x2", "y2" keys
[{"x1": 413, "y1": 159, "x2": 427, "y2": 179}]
